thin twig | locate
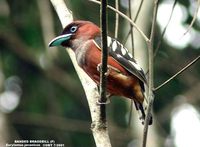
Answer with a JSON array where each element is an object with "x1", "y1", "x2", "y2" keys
[
  {"x1": 128, "y1": 0, "x2": 134, "y2": 55},
  {"x1": 182, "y1": 0, "x2": 200, "y2": 36},
  {"x1": 142, "y1": 0, "x2": 158, "y2": 146},
  {"x1": 133, "y1": 0, "x2": 144, "y2": 22},
  {"x1": 127, "y1": 0, "x2": 135, "y2": 126},
  {"x1": 154, "y1": 0, "x2": 177, "y2": 58},
  {"x1": 123, "y1": 30, "x2": 131, "y2": 45},
  {"x1": 99, "y1": 0, "x2": 108, "y2": 121},
  {"x1": 89, "y1": 0, "x2": 150, "y2": 43},
  {"x1": 123, "y1": 0, "x2": 144, "y2": 45},
  {"x1": 128, "y1": 101, "x2": 133, "y2": 127},
  {"x1": 114, "y1": 0, "x2": 119, "y2": 38},
  {"x1": 154, "y1": 55, "x2": 200, "y2": 91},
  {"x1": 149, "y1": 1, "x2": 158, "y2": 43}
]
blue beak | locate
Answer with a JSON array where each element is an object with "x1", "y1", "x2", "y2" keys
[{"x1": 48, "y1": 34, "x2": 72, "y2": 47}]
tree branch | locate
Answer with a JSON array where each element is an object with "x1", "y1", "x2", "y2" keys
[
  {"x1": 157, "y1": 81, "x2": 200, "y2": 125},
  {"x1": 49, "y1": 0, "x2": 111, "y2": 146},
  {"x1": 126, "y1": 0, "x2": 135, "y2": 126},
  {"x1": 89, "y1": 0, "x2": 150, "y2": 43},
  {"x1": 123, "y1": 0, "x2": 144, "y2": 45},
  {"x1": 99, "y1": 0, "x2": 108, "y2": 104},
  {"x1": 142, "y1": 0, "x2": 158, "y2": 146},
  {"x1": 154, "y1": 0, "x2": 177, "y2": 58},
  {"x1": 182, "y1": 0, "x2": 200, "y2": 36},
  {"x1": 154, "y1": 55, "x2": 200, "y2": 91},
  {"x1": 128, "y1": 0, "x2": 134, "y2": 55},
  {"x1": 133, "y1": 0, "x2": 144, "y2": 22},
  {"x1": 114, "y1": 0, "x2": 119, "y2": 38}
]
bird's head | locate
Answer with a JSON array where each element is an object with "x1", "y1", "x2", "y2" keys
[{"x1": 49, "y1": 20, "x2": 100, "y2": 49}]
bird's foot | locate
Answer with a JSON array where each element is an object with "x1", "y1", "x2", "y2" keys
[{"x1": 97, "y1": 63, "x2": 110, "y2": 76}]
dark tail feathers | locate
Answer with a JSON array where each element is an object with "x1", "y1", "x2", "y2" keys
[{"x1": 134, "y1": 101, "x2": 153, "y2": 125}]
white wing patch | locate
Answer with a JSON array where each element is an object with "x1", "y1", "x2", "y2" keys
[
  {"x1": 121, "y1": 46, "x2": 127, "y2": 56},
  {"x1": 112, "y1": 40, "x2": 118, "y2": 51},
  {"x1": 128, "y1": 53, "x2": 133, "y2": 58},
  {"x1": 107, "y1": 37, "x2": 112, "y2": 47},
  {"x1": 93, "y1": 36, "x2": 147, "y2": 84},
  {"x1": 116, "y1": 54, "x2": 122, "y2": 58},
  {"x1": 130, "y1": 61, "x2": 142, "y2": 71}
]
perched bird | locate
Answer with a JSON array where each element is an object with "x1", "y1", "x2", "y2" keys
[{"x1": 49, "y1": 20, "x2": 152, "y2": 125}]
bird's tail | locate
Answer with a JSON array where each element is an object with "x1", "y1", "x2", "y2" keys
[{"x1": 134, "y1": 99, "x2": 153, "y2": 125}]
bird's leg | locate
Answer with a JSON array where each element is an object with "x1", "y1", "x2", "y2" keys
[
  {"x1": 97, "y1": 85, "x2": 112, "y2": 97},
  {"x1": 97, "y1": 63, "x2": 109, "y2": 76},
  {"x1": 96, "y1": 63, "x2": 112, "y2": 104}
]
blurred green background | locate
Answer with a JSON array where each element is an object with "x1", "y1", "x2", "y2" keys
[{"x1": 0, "y1": 0, "x2": 199, "y2": 147}]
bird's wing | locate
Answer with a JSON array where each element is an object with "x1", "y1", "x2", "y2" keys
[{"x1": 93, "y1": 36, "x2": 147, "y2": 84}]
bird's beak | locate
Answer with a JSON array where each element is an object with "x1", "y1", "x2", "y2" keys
[{"x1": 48, "y1": 34, "x2": 72, "y2": 47}]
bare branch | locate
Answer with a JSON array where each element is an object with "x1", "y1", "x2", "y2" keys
[
  {"x1": 142, "y1": 0, "x2": 158, "y2": 146},
  {"x1": 114, "y1": 0, "x2": 119, "y2": 38},
  {"x1": 99, "y1": 0, "x2": 109, "y2": 104},
  {"x1": 154, "y1": 55, "x2": 200, "y2": 91},
  {"x1": 123, "y1": 0, "x2": 144, "y2": 45},
  {"x1": 128, "y1": 0, "x2": 134, "y2": 55},
  {"x1": 182, "y1": 0, "x2": 200, "y2": 36},
  {"x1": 154, "y1": 0, "x2": 177, "y2": 58},
  {"x1": 89, "y1": 0, "x2": 150, "y2": 43},
  {"x1": 126, "y1": 0, "x2": 135, "y2": 125},
  {"x1": 97, "y1": 0, "x2": 111, "y2": 143},
  {"x1": 156, "y1": 80, "x2": 200, "y2": 126},
  {"x1": 133, "y1": 0, "x2": 144, "y2": 22},
  {"x1": 50, "y1": 0, "x2": 111, "y2": 147},
  {"x1": 99, "y1": 0, "x2": 109, "y2": 120},
  {"x1": 127, "y1": 101, "x2": 133, "y2": 127}
]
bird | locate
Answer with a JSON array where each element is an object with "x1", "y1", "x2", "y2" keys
[{"x1": 48, "y1": 20, "x2": 152, "y2": 125}]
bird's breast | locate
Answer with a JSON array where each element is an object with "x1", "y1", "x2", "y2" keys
[{"x1": 74, "y1": 40, "x2": 91, "y2": 67}]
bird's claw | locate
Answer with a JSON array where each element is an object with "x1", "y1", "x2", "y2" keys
[
  {"x1": 97, "y1": 63, "x2": 101, "y2": 72},
  {"x1": 97, "y1": 63, "x2": 110, "y2": 76}
]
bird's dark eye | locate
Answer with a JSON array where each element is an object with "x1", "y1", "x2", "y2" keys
[{"x1": 70, "y1": 26, "x2": 78, "y2": 33}]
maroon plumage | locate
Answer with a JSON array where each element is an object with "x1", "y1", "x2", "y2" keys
[{"x1": 49, "y1": 20, "x2": 152, "y2": 125}]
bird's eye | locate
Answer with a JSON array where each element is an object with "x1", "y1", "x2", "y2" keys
[{"x1": 70, "y1": 26, "x2": 78, "y2": 33}]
